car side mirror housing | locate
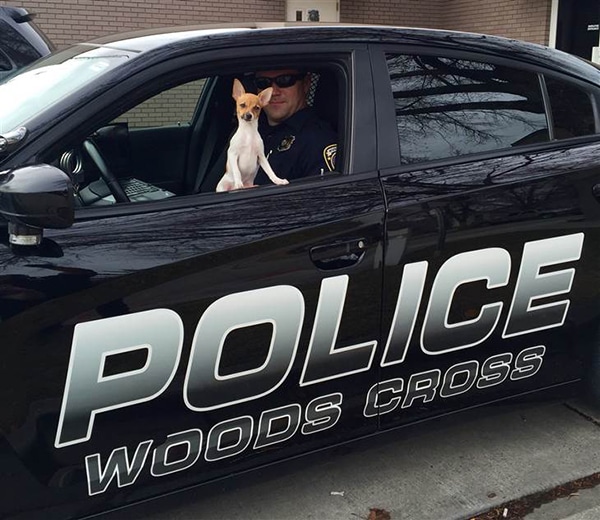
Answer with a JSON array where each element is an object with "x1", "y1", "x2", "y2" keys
[{"x1": 0, "y1": 164, "x2": 74, "y2": 246}]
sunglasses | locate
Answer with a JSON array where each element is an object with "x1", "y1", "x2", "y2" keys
[{"x1": 254, "y1": 73, "x2": 306, "y2": 90}]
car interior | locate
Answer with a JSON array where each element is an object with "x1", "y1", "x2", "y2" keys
[{"x1": 51, "y1": 63, "x2": 344, "y2": 207}]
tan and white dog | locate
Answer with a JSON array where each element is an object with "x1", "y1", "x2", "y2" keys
[{"x1": 216, "y1": 79, "x2": 289, "y2": 192}]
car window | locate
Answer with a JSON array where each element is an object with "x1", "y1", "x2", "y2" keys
[
  {"x1": 545, "y1": 76, "x2": 596, "y2": 139},
  {"x1": 0, "y1": 47, "x2": 131, "y2": 134},
  {"x1": 50, "y1": 64, "x2": 342, "y2": 207},
  {"x1": 113, "y1": 79, "x2": 207, "y2": 128},
  {"x1": 385, "y1": 54, "x2": 549, "y2": 165},
  {"x1": 0, "y1": 19, "x2": 41, "y2": 68}
]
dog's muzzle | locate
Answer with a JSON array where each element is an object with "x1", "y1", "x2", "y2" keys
[{"x1": 243, "y1": 112, "x2": 254, "y2": 121}]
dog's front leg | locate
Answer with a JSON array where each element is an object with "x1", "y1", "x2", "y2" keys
[
  {"x1": 228, "y1": 150, "x2": 245, "y2": 190},
  {"x1": 258, "y1": 153, "x2": 289, "y2": 186}
]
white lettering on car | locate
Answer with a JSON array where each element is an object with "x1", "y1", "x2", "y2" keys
[
  {"x1": 84, "y1": 393, "x2": 344, "y2": 496},
  {"x1": 53, "y1": 233, "x2": 583, "y2": 496}
]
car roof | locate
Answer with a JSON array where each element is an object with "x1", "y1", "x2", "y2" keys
[
  {"x1": 85, "y1": 22, "x2": 537, "y2": 52},
  {"x1": 80, "y1": 22, "x2": 600, "y2": 83}
]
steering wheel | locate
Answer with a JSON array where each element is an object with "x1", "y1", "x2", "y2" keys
[{"x1": 82, "y1": 139, "x2": 130, "y2": 203}]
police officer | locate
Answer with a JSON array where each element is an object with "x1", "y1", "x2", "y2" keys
[{"x1": 253, "y1": 69, "x2": 337, "y2": 184}]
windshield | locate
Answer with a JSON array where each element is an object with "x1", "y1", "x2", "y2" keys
[{"x1": 0, "y1": 46, "x2": 132, "y2": 134}]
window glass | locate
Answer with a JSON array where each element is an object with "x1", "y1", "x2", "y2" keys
[
  {"x1": 0, "y1": 47, "x2": 130, "y2": 134},
  {"x1": 0, "y1": 20, "x2": 40, "y2": 67},
  {"x1": 545, "y1": 77, "x2": 596, "y2": 139},
  {"x1": 386, "y1": 54, "x2": 549, "y2": 164}
]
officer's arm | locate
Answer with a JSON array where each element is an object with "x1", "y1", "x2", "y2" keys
[{"x1": 302, "y1": 141, "x2": 337, "y2": 178}]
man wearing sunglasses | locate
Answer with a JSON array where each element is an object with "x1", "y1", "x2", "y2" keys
[{"x1": 253, "y1": 69, "x2": 337, "y2": 184}]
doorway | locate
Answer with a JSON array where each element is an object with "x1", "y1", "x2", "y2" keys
[{"x1": 555, "y1": 0, "x2": 600, "y2": 60}]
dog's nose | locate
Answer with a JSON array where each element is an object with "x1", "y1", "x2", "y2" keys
[{"x1": 243, "y1": 112, "x2": 253, "y2": 121}]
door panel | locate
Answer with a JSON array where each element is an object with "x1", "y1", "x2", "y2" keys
[
  {"x1": 378, "y1": 143, "x2": 600, "y2": 429},
  {"x1": 0, "y1": 177, "x2": 385, "y2": 518}
]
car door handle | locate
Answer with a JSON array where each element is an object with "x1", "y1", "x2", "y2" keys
[{"x1": 309, "y1": 238, "x2": 367, "y2": 270}]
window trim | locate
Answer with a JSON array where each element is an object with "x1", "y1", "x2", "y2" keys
[
  {"x1": 539, "y1": 74, "x2": 555, "y2": 141},
  {"x1": 0, "y1": 47, "x2": 13, "y2": 72}
]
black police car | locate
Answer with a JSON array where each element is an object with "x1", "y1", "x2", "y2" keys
[
  {"x1": 0, "y1": 6, "x2": 53, "y2": 81},
  {"x1": 1, "y1": 23, "x2": 600, "y2": 519}
]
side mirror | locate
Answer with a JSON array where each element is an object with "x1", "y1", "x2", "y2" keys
[{"x1": 0, "y1": 164, "x2": 74, "y2": 246}]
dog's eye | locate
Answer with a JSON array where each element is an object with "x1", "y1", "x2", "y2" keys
[
  {"x1": 240, "y1": 102, "x2": 247, "y2": 108},
  {"x1": 254, "y1": 105, "x2": 260, "y2": 111}
]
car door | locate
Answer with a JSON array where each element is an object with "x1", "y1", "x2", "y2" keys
[
  {"x1": 371, "y1": 45, "x2": 600, "y2": 429},
  {"x1": 0, "y1": 44, "x2": 385, "y2": 519}
]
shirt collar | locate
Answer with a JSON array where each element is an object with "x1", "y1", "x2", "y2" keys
[{"x1": 260, "y1": 107, "x2": 315, "y2": 134}]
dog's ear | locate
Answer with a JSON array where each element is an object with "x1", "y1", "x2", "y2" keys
[
  {"x1": 232, "y1": 78, "x2": 245, "y2": 100},
  {"x1": 258, "y1": 87, "x2": 273, "y2": 107}
]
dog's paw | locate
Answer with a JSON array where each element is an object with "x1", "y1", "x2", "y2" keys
[{"x1": 275, "y1": 178, "x2": 289, "y2": 185}]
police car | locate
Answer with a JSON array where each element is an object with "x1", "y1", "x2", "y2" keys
[{"x1": 1, "y1": 23, "x2": 600, "y2": 519}]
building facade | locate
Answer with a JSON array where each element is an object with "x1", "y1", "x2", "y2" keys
[{"x1": 0, "y1": 0, "x2": 598, "y2": 60}]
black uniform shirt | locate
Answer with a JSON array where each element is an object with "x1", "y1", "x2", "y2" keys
[{"x1": 255, "y1": 107, "x2": 337, "y2": 185}]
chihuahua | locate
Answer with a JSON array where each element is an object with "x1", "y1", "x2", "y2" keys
[{"x1": 216, "y1": 78, "x2": 289, "y2": 192}]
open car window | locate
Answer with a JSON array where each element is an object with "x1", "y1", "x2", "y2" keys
[{"x1": 48, "y1": 64, "x2": 343, "y2": 207}]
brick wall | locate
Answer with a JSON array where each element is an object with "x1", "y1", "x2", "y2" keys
[
  {"x1": 2, "y1": 0, "x2": 552, "y2": 50},
  {"x1": 441, "y1": 0, "x2": 552, "y2": 45},
  {"x1": 113, "y1": 79, "x2": 207, "y2": 128},
  {"x1": 340, "y1": 0, "x2": 444, "y2": 28},
  {"x1": 0, "y1": 0, "x2": 285, "y2": 49},
  {"x1": 339, "y1": 0, "x2": 551, "y2": 44}
]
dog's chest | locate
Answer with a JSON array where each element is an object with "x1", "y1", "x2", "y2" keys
[{"x1": 231, "y1": 130, "x2": 262, "y2": 168}]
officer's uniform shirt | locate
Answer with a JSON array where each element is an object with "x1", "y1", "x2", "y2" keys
[{"x1": 255, "y1": 107, "x2": 337, "y2": 185}]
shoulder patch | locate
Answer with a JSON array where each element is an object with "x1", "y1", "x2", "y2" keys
[{"x1": 323, "y1": 144, "x2": 337, "y2": 172}]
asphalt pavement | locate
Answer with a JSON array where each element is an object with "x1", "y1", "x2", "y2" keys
[{"x1": 98, "y1": 397, "x2": 600, "y2": 520}]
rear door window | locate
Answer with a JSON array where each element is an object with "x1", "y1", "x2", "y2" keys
[{"x1": 385, "y1": 54, "x2": 549, "y2": 164}]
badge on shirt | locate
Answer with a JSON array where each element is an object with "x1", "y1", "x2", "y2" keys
[
  {"x1": 323, "y1": 143, "x2": 337, "y2": 171},
  {"x1": 278, "y1": 135, "x2": 296, "y2": 152}
]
